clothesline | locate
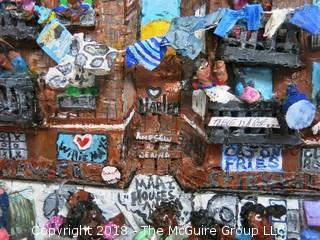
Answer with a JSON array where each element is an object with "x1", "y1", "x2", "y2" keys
[{"x1": 33, "y1": 2, "x2": 320, "y2": 75}]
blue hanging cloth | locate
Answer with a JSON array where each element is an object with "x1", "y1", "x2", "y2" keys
[
  {"x1": 165, "y1": 8, "x2": 226, "y2": 59},
  {"x1": 126, "y1": 37, "x2": 168, "y2": 71},
  {"x1": 290, "y1": 5, "x2": 320, "y2": 35},
  {"x1": 214, "y1": 4, "x2": 263, "y2": 38}
]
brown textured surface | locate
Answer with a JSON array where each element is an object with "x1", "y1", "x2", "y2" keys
[{"x1": 0, "y1": 0, "x2": 319, "y2": 196}]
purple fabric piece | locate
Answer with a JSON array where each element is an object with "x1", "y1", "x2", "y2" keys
[{"x1": 304, "y1": 201, "x2": 320, "y2": 227}]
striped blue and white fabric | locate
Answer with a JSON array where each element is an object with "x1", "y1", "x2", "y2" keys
[{"x1": 126, "y1": 37, "x2": 168, "y2": 71}]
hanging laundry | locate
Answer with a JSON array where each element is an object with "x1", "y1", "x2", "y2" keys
[
  {"x1": 45, "y1": 33, "x2": 117, "y2": 89},
  {"x1": 245, "y1": 4, "x2": 264, "y2": 30},
  {"x1": 126, "y1": 37, "x2": 167, "y2": 71},
  {"x1": 264, "y1": 8, "x2": 292, "y2": 39},
  {"x1": 214, "y1": 4, "x2": 263, "y2": 38},
  {"x1": 290, "y1": 5, "x2": 320, "y2": 35},
  {"x1": 36, "y1": 18, "x2": 73, "y2": 63},
  {"x1": 165, "y1": 8, "x2": 226, "y2": 59},
  {"x1": 304, "y1": 201, "x2": 320, "y2": 227}
]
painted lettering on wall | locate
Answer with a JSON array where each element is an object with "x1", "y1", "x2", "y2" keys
[
  {"x1": 209, "y1": 117, "x2": 280, "y2": 128},
  {"x1": 135, "y1": 132, "x2": 173, "y2": 143},
  {"x1": 301, "y1": 147, "x2": 320, "y2": 172},
  {"x1": 138, "y1": 97, "x2": 179, "y2": 115},
  {"x1": 118, "y1": 175, "x2": 193, "y2": 225},
  {"x1": 0, "y1": 133, "x2": 27, "y2": 160},
  {"x1": 222, "y1": 145, "x2": 282, "y2": 172},
  {"x1": 207, "y1": 172, "x2": 320, "y2": 192},
  {"x1": 56, "y1": 133, "x2": 108, "y2": 163},
  {"x1": 138, "y1": 150, "x2": 180, "y2": 159},
  {"x1": 0, "y1": 160, "x2": 106, "y2": 183}
]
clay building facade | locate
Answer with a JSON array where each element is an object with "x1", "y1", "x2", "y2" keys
[
  {"x1": 0, "y1": 0, "x2": 319, "y2": 192},
  {"x1": 0, "y1": 0, "x2": 320, "y2": 239}
]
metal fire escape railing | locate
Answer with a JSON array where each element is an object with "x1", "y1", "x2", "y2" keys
[
  {"x1": 0, "y1": 74, "x2": 41, "y2": 125},
  {"x1": 217, "y1": 23, "x2": 303, "y2": 68},
  {"x1": 206, "y1": 100, "x2": 301, "y2": 145},
  {"x1": 0, "y1": 10, "x2": 40, "y2": 41}
]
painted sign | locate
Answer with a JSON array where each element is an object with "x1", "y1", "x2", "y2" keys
[
  {"x1": 0, "y1": 133, "x2": 27, "y2": 160},
  {"x1": 140, "y1": 0, "x2": 180, "y2": 40},
  {"x1": 301, "y1": 147, "x2": 320, "y2": 173},
  {"x1": 209, "y1": 117, "x2": 280, "y2": 128},
  {"x1": 135, "y1": 132, "x2": 175, "y2": 143},
  {"x1": 118, "y1": 175, "x2": 193, "y2": 226},
  {"x1": 222, "y1": 145, "x2": 283, "y2": 172},
  {"x1": 206, "y1": 172, "x2": 320, "y2": 192},
  {"x1": 58, "y1": 96, "x2": 96, "y2": 110},
  {"x1": 138, "y1": 97, "x2": 179, "y2": 115},
  {"x1": 56, "y1": 133, "x2": 108, "y2": 163},
  {"x1": 0, "y1": 160, "x2": 108, "y2": 184},
  {"x1": 138, "y1": 150, "x2": 180, "y2": 159},
  {"x1": 312, "y1": 62, "x2": 320, "y2": 100},
  {"x1": 37, "y1": 19, "x2": 73, "y2": 63},
  {"x1": 192, "y1": 89, "x2": 207, "y2": 120},
  {"x1": 235, "y1": 67, "x2": 273, "y2": 100}
]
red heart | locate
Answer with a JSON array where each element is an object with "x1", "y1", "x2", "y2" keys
[
  {"x1": 73, "y1": 134, "x2": 92, "y2": 150},
  {"x1": 76, "y1": 137, "x2": 90, "y2": 148}
]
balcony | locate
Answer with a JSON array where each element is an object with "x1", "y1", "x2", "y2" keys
[
  {"x1": 205, "y1": 100, "x2": 301, "y2": 145},
  {"x1": 216, "y1": 24, "x2": 303, "y2": 68},
  {"x1": 0, "y1": 5, "x2": 40, "y2": 41},
  {"x1": 0, "y1": 73, "x2": 41, "y2": 125}
]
